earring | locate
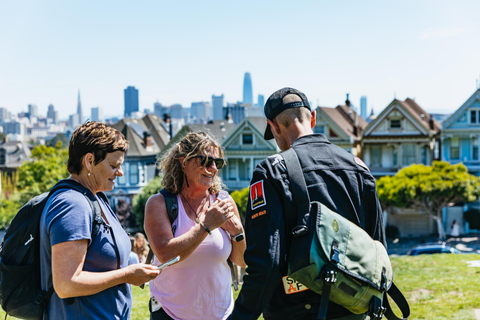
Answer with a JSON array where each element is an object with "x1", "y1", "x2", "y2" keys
[
  {"x1": 185, "y1": 174, "x2": 190, "y2": 188},
  {"x1": 88, "y1": 172, "x2": 91, "y2": 177}
]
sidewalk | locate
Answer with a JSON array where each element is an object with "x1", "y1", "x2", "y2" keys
[{"x1": 387, "y1": 234, "x2": 480, "y2": 256}]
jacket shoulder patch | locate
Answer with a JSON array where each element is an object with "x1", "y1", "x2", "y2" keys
[
  {"x1": 354, "y1": 157, "x2": 369, "y2": 171},
  {"x1": 250, "y1": 180, "x2": 266, "y2": 210}
]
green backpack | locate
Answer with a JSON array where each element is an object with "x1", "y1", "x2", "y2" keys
[{"x1": 281, "y1": 148, "x2": 410, "y2": 320}]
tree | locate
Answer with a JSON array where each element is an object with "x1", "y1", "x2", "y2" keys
[
  {"x1": 0, "y1": 144, "x2": 69, "y2": 228},
  {"x1": 132, "y1": 176, "x2": 162, "y2": 232},
  {"x1": 230, "y1": 187, "x2": 249, "y2": 223},
  {"x1": 377, "y1": 161, "x2": 480, "y2": 240},
  {"x1": 46, "y1": 134, "x2": 69, "y2": 148},
  {"x1": 16, "y1": 144, "x2": 69, "y2": 204}
]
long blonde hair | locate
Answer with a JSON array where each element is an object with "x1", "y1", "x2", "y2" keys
[
  {"x1": 159, "y1": 132, "x2": 225, "y2": 195},
  {"x1": 133, "y1": 232, "x2": 149, "y2": 258}
]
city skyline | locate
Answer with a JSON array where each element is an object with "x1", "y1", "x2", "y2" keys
[{"x1": 1, "y1": 1, "x2": 480, "y2": 119}]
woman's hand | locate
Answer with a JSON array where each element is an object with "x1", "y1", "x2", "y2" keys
[
  {"x1": 220, "y1": 213, "x2": 243, "y2": 236},
  {"x1": 201, "y1": 199, "x2": 234, "y2": 231},
  {"x1": 124, "y1": 263, "x2": 161, "y2": 286}
]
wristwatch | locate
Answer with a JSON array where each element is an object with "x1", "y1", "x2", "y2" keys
[{"x1": 231, "y1": 233, "x2": 245, "y2": 242}]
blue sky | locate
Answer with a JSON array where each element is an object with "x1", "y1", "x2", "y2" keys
[{"x1": 1, "y1": 1, "x2": 480, "y2": 119}]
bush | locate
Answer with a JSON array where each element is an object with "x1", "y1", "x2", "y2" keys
[
  {"x1": 230, "y1": 187, "x2": 249, "y2": 224},
  {"x1": 132, "y1": 176, "x2": 163, "y2": 232}
]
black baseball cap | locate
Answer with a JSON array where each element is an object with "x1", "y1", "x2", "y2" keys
[{"x1": 263, "y1": 87, "x2": 311, "y2": 140}]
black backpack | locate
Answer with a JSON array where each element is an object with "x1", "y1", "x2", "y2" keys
[{"x1": 0, "y1": 179, "x2": 106, "y2": 320}]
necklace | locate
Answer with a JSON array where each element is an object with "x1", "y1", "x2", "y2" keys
[{"x1": 180, "y1": 193, "x2": 209, "y2": 224}]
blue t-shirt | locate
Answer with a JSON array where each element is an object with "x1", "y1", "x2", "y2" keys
[{"x1": 39, "y1": 188, "x2": 132, "y2": 320}]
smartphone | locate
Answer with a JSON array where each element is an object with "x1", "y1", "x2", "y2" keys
[{"x1": 157, "y1": 256, "x2": 180, "y2": 270}]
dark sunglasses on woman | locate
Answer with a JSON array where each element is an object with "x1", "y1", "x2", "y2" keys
[{"x1": 195, "y1": 155, "x2": 226, "y2": 169}]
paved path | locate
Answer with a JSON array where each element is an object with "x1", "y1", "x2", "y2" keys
[
  {"x1": 474, "y1": 309, "x2": 480, "y2": 320},
  {"x1": 387, "y1": 235, "x2": 480, "y2": 256}
]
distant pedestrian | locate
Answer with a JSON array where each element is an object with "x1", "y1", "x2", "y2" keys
[{"x1": 450, "y1": 219, "x2": 460, "y2": 238}]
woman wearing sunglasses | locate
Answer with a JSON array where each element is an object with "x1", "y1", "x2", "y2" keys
[{"x1": 144, "y1": 131, "x2": 246, "y2": 320}]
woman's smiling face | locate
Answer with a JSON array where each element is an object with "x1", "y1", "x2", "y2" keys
[
  {"x1": 90, "y1": 150, "x2": 125, "y2": 193},
  {"x1": 184, "y1": 147, "x2": 220, "y2": 190}
]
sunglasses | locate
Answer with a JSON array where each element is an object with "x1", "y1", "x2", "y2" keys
[{"x1": 194, "y1": 155, "x2": 226, "y2": 169}]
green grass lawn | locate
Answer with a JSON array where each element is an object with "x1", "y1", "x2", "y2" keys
[{"x1": 2, "y1": 254, "x2": 480, "y2": 319}]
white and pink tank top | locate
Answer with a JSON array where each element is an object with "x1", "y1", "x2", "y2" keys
[{"x1": 149, "y1": 194, "x2": 233, "y2": 320}]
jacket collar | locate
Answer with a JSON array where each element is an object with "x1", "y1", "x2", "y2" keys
[{"x1": 291, "y1": 134, "x2": 330, "y2": 147}]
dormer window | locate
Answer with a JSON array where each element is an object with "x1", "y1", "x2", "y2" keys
[
  {"x1": 242, "y1": 134, "x2": 253, "y2": 145},
  {"x1": 390, "y1": 119, "x2": 401, "y2": 129},
  {"x1": 471, "y1": 110, "x2": 480, "y2": 124}
]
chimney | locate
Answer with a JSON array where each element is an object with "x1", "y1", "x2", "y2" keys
[
  {"x1": 346, "y1": 93, "x2": 351, "y2": 107},
  {"x1": 353, "y1": 112, "x2": 359, "y2": 136},
  {"x1": 143, "y1": 131, "x2": 152, "y2": 147},
  {"x1": 429, "y1": 114, "x2": 434, "y2": 130},
  {"x1": 163, "y1": 113, "x2": 173, "y2": 139}
]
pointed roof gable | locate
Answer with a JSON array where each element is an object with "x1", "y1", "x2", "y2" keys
[
  {"x1": 363, "y1": 98, "x2": 441, "y2": 137},
  {"x1": 157, "y1": 120, "x2": 237, "y2": 159},
  {"x1": 110, "y1": 114, "x2": 170, "y2": 157},
  {"x1": 317, "y1": 105, "x2": 367, "y2": 139},
  {"x1": 221, "y1": 116, "x2": 276, "y2": 150},
  {"x1": 398, "y1": 98, "x2": 441, "y2": 132},
  {"x1": 443, "y1": 88, "x2": 480, "y2": 129}
]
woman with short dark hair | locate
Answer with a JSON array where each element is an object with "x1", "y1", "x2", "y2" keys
[{"x1": 40, "y1": 121, "x2": 160, "y2": 319}]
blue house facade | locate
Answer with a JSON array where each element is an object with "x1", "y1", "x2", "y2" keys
[{"x1": 441, "y1": 89, "x2": 480, "y2": 175}]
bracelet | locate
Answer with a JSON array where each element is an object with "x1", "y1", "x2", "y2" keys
[{"x1": 199, "y1": 222, "x2": 212, "y2": 235}]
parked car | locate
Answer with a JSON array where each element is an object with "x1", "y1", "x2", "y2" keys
[{"x1": 408, "y1": 244, "x2": 464, "y2": 256}]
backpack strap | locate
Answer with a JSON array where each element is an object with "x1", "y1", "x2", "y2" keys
[
  {"x1": 50, "y1": 179, "x2": 105, "y2": 247},
  {"x1": 281, "y1": 148, "x2": 311, "y2": 236},
  {"x1": 160, "y1": 188, "x2": 179, "y2": 235},
  {"x1": 382, "y1": 282, "x2": 410, "y2": 320},
  {"x1": 144, "y1": 188, "x2": 178, "y2": 266},
  {"x1": 47, "y1": 180, "x2": 121, "y2": 304}
]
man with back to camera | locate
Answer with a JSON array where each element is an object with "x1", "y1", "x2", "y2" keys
[{"x1": 231, "y1": 87, "x2": 386, "y2": 320}]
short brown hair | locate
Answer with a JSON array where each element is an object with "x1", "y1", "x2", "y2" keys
[
  {"x1": 160, "y1": 131, "x2": 225, "y2": 195},
  {"x1": 68, "y1": 121, "x2": 128, "y2": 175}
]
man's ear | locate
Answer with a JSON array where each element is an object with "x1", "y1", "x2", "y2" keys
[
  {"x1": 310, "y1": 110, "x2": 316, "y2": 129},
  {"x1": 267, "y1": 119, "x2": 281, "y2": 136}
]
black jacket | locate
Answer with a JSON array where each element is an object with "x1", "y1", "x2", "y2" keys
[{"x1": 232, "y1": 134, "x2": 386, "y2": 320}]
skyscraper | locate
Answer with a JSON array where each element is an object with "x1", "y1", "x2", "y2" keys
[
  {"x1": 47, "y1": 104, "x2": 58, "y2": 124},
  {"x1": 257, "y1": 94, "x2": 265, "y2": 108},
  {"x1": 212, "y1": 94, "x2": 224, "y2": 120},
  {"x1": 28, "y1": 104, "x2": 38, "y2": 119},
  {"x1": 191, "y1": 101, "x2": 210, "y2": 123},
  {"x1": 77, "y1": 90, "x2": 83, "y2": 124},
  {"x1": 91, "y1": 107, "x2": 104, "y2": 122},
  {"x1": 124, "y1": 86, "x2": 139, "y2": 117},
  {"x1": 153, "y1": 101, "x2": 163, "y2": 117},
  {"x1": 360, "y1": 96, "x2": 367, "y2": 119},
  {"x1": 243, "y1": 72, "x2": 253, "y2": 106}
]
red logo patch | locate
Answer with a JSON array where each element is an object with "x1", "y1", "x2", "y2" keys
[
  {"x1": 354, "y1": 157, "x2": 369, "y2": 171},
  {"x1": 250, "y1": 180, "x2": 266, "y2": 210}
]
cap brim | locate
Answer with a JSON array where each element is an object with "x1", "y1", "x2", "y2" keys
[{"x1": 264, "y1": 123, "x2": 274, "y2": 140}]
